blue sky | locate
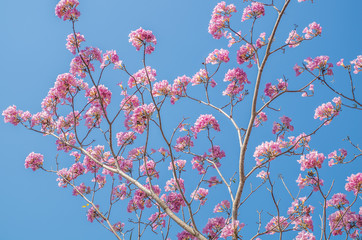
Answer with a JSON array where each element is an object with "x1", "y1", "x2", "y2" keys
[{"x1": 1, "y1": 0, "x2": 361, "y2": 239}]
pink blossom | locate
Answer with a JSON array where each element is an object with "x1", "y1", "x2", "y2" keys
[
  {"x1": 116, "y1": 131, "x2": 136, "y2": 147},
  {"x1": 162, "y1": 192, "x2": 185, "y2": 213},
  {"x1": 287, "y1": 197, "x2": 314, "y2": 231},
  {"x1": 165, "y1": 178, "x2": 185, "y2": 192},
  {"x1": 72, "y1": 183, "x2": 91, "y2": 196},
  {"x1": 174, "y1": 136, "x2": 194, "y2": 152},
  {"x1": 296, "y1": 173, "x2": 324, "y2": 192},
  {"x1": 253, "y1": 140, "x2": 283, "y2": 165},
  {"x1": 112, "y1": 222, "x2": 125, "y2": 232},
  {"x1": 70, "y1": 47, "x2": 102, "y2": 78},
  {"x1": 264, "y1": 79, "x2": 287, "y2": 98},
  {"x1": 168, "y1": 159, "x2": 187, "y2": 171},
  {"x1": 220, "y1": 220, "x2": 245, "y2": 238},
  {"x1": 208, "y1": 2, "x2": 237, "y2": 39},
  {"x1": 205, "y1": 49, "x2": 230, "y2": 64},
  {"x1": 303, "y1": 22, "x2": 322, "y2": 40},
  {"x1": 327, "y1": 193, "x2": 349, "y2": 208},
  {"x1": 3, "y1": 105, "x2": 31, "y2": 126},
  {"x1": 328, "y1": 148, "x2": 347, "y2": 166},
  {"x1": 304, "y1": 55, "x2": 333, "y2": 75},
  {"x1": 295, "y1": 231, "x2": 316, "y2": 240},
  {"x1": 92, "y1": 175, "x2": 106, "y2": 189},
  {"x1": 236, "y1": 43, "x2": 255, "y2": 66},
  {"x1": 25, "y1": 152, "x2": 44, "y2": 171},
  {"x1": 170, "y1": 75, "x2": 191, "y2": 104},
  {"x1": 286, "y1": 30, "x2": 303, "y2": 48},
  {"x1": 191, "y1": 188, "x2": 209, "y2": 205},
  {"x1": 84, "y1": 106, "x2": 103, "y2": 129},
  {"x1": 86, "y1": 85, "x2": 112, "y2": 109},
  {"x1": 223, "y1": 67, "x2": 250, "y2": 97},
  {"x1": 100, "y1": 50, "x2": 119, "y2": 68},
  {"x1": 345, "y1": 172, "x2": 362, "y2": 195},
  {"x1": 207, "y1": 176, "x2": 221, "y2": 187},
  {"x1": 242, "y1": 2, "x2": 265, "y2": 22},
  {"x1": 265, "y1": 216, "x2": 289, "y2": 234},
  {"x1": 213, "y1": 200, "x2": 230, "y2": 213},
  {"x1": 55, "y1": 0, "x2": 80, "y2": 21},
  {"x1": 254, "y1": 112, "x2": 268, "y2": 127},
  {"x1": 191, "y1": 69, "x2": 213, "y2": 86},
  {"x1": 111, "y1": 184, "x2": 127, "y2": 200},
  {"x1": 129, "y1": 27, "x2": 157, "y2": 54},
  {"x1": 256, "y1": 170, "x2": 269, "y2": 180},
  {"x1": 314, "y1": 97, "x2": 341, "y2": 125},
  {"x1": 31, "y1": 111, "x2": 55, "y2": 132},
  {"x1": 177, "y1": 230, "x2": 197, "y2": 240},
  {"x1": 202, "y1": 217, "x2": 226, "y2": 239},
  {"x1": 328, "y1": 209, "x2": 361, "y2": 237},
  {"x1": 128, "y1": 67, "x2": 156, "y2": 88},
  {"x1": 87, "y1": 205, "x2": 102, "y2": 223},
  {"x1": 140, "y1": 160, "x2": 159, "y2": 179},
  {"x1": 294, "y1": 63, "x2": 304, "y2": 76},
  {"x1": 191, "y1": 114, "x2": 220, "y2": 139},
  {"x1": 120, "y1": 94, "x2": 140, "y2": 115},
  {"x1": 298, "y1": 151, "x2": 325, "y2": 171},
  {"x1": 55, "y1": 132, "x2": 76, "y2": 152},
  {"x1": 351, "y1": 55, "x2": 362, "y2": 74},
  {"x1": 66, "y1": 32, "x2": 85, "y2": 54},
  {"x1": 288, "y1": 133, "x2": 311, "y2": 150},
  {"x1": 125, "y1": 103, "x2": 155, "y2": 134},
  {"x1": 336, "y1": 58, "x2": 345, "y2": 67},
  {"x1": 272, "y1": 115, "x2": 294, "y2": 134},
  {"x1": 152, "y1": 80, "x2": 172, "y2": 96}
]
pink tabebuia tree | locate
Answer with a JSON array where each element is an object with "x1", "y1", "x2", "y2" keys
[{"x1": 3, "y1": 0, "x2": 362, "y2": 239}]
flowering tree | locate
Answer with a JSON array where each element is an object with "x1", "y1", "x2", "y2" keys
[{"x1": 3, "y1": 0, "x2": 362, "y2": 240}]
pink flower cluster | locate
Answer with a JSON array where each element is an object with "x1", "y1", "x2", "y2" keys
[
  {"x1": 298, "y1": 151, "x2": 325, "y2": 171},
  {"x1": 128, "y1": 28, "x2": 157, "y2": 54},
  {"x1": 168, "y1": 159, "x2": 187, "y2": 171},
  {"x1": 287, "y1": 197, "x2": 314, "y2": 231},
  {"x1": 55, "y1": 132, "x2": 76, "y2": 152},
  {"x1": 120, "y1": 93, "x2": 140, "y2": 115},
  {"x1": 148, "y1": 212, "x2": 166, "y2": 230},
  {"x1": 152, "y1": 80, "x2": 172, "y2": 97},
  {"x1": 304, "y1": 55, "x2": 333, "y2": 75},
  {"x1": 100, "y1": 50, "x2": 122, "y2": 69},
  {"x1": 205, "y1": 49, "x2": 230, "y2": 65},
  {"x1": 208, "y1": 2, "x2": 237, "y2": 39},
  {"x1": 177, "y1": 230, "x2": 197, "y2": 240},
  {"x1": 116, "y1": 131, "x2": 136, "y2": 147},
  {"x1": 55, "y1": 0, "x2": 80, "y2": 21},
  {"x1": 236, "y1": 43, "x2": 255, "y2": 66},
  {"x1": 264, "y1": 78, "x2": 288, "y2": 99},
  {"x1": 345, "y1": 172, "x2": 362, "y2": 195},
  {"x1": 328, "y1": 148, "x2": 347, "y2": 166},
  {"x1": 66, "y1": 32, "x2": 85, "y2": 54},
  {"x1": 140, "y1": 160, "x2": 159, "y2": 179},
  {"x1": 56, "y1": 162, "x2": 85, "y2": 187},
  {"x1": 303, "y1": 22, "x2": 322, "y2": 40},
  {"x1": 222, "y1": 67, "x2": 250, "y2": 97},
  {"x1": 256, "y1": 170, "x2": 269, "y2": 180},
  {"x1": 190, "y1": 188, "x2": 209, "y2": 205},
  {"x1": 220, "y1": 220, "x2": 245, "y2": 238},
  {"x1": 296, "y1": 173, "x2": 324, "y2": 192},
  {"x1": 191, "y1": 69, "x2": 216, "y2": 87},
  {"x1": 213, "y1": 200, "x2": 230, "y2": 213},
  {"x1": 254, "y1": 112, "x2": 268, "y2": 127},
  {"x1": 191, "y1": 114, "x2": 220, "y2": 139},
  {"x1": 295, "y1": 231, "x2": 316, "y2": 240},
  {"x1": 328, "y1": 209, "x2": 362, "y2": 237},
  {"x1": 351, "y1": 55, "x2": 362, "y2": 74},
  {"x1": 314, "y1": 97, "x2": 341, "y2": 125},
  {"x1": 70, "y1": 47, "x2": 102, "y2": 78},
  {"x1": 285, "y1": 30, "x2": 303, "y2": 48},
  {"x1": 265, "y1": 216, "x2": 289, "y2": 234},
  {"x1": 162, "y1": 192, "x2": 185, "y2": 213},
  {"x1": 87, "y1": 205, "x2": 101, "y2": 223},
  {"x1": 174, "y1": 136, "x2": 194, "y2": 152},
  {"x1": 111, "y1": 184, "x2": 127, "y2": 200},
  {"x1": 242, "y1": 2, "x2": 265, "y2": 22},
  {"x1": 326, "y1": 193, "x2": 349, "y2": 208},
  {"x1": 170, "y1": 75, "x2": 191, "y2": 104},
  {"x1": 125, "y1": 103, "x2": 155, "y2": 134},
  {"x1": 128, "y1": 67, "x2": 157, "y2": 88},
  {"x1": 72, "y1": 182, "x2": 91, "y2": 196},
  {"x1": 202, "y1": 217, "x2": 226, "y2": 239},
  {"x1": 253, "y1": 139, "x2": 284, "y2": 165},
  {"x1": 24, "y1": 152, "x2": 44, "y2": 171},
  {"x1": 86, "y1": 85, "x2": 112, "y2": 109},
  {"x1": 272, "y1": 115, "x2": 294, "y2": 135},
  {"x1": 3, "y1": 105, "x2": 31, "y2": 126},
  {"x1": 127, "y1": 185, "x2": 160, "y2": 212},
  {"x1": 165, "y1": 178, "x2": 185, "y2": 192}
]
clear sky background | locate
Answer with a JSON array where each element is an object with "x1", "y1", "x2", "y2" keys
[{"x1": 1, "y1": 0, "x2": 361, "y2": 239}]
